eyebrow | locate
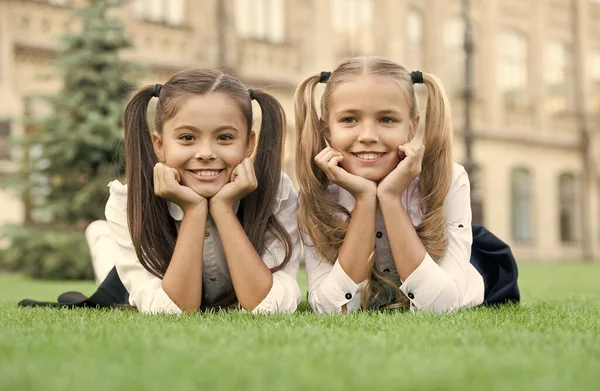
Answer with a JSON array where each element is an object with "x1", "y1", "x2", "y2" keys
[
  {"x1": 335, "y1": 108, "x2": 403, "y2": 115},
  {"x1": 173, "y1": 125, "x2": 240, "y2": 133}
]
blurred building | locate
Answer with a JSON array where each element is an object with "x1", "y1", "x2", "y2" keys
[{"x1": 0, "y1": 0, "x2": 599, "y2": 260}]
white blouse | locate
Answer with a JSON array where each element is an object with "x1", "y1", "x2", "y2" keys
[
  {"x1": 104, "y1": 172, "x2": 302, "y2": 315},
  {"x1": 305, "y1": 163, "x2": 485, "y2": 314}
]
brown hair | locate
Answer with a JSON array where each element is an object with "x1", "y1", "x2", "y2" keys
[
  {"x1": 294, "y1": 56, "x2": 453, "y2": 310},
  {"x1": 123, "y1": 69, "x2": 292, "y2": 306}
]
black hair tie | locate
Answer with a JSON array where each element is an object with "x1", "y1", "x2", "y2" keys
[
  {"x1": 411, "y1": 71, "x2": 424, "y2": 84},
  {"x1": 248, "y1": 88, "x2": 255, "y2": 101},
  {"x1": 153, "y1": 83, "x2": 162, "y2": 97},
  {"x1": 319, "y1": 71, "x2": 331, "y2": 83}
]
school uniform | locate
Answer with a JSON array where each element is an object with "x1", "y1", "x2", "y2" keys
[
  {"x1": 19, "y1": 172, "x2": 303, "y2": 314},
  {"x1": 305, "y1": 162, "x2": 519, "y2": 314}
]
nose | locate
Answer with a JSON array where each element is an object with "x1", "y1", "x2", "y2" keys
[
  {"x1": 194, "y1": 141, "x2": 216, "y2": 161},
  {"x1": 357, "y1": 120, "x2": 378, "y2": 143}
]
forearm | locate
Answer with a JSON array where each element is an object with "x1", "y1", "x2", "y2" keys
[
  {"x1": 378, "y1": 194, "x2": 426, "y2": 281},
  {"x1": 210, "y1": 203, "x2": 273, "y2": 311},
  {"x1": 162, "y1": 205, "x2": 207, "y2": 313},
  {"x1": 338, "y1": 195, "x2": 377, "y2": 283}
]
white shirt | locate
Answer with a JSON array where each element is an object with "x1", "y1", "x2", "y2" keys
[
  {"x1": 305, "y1": 163, "x2": 485, "y2": 314},
  {"x1": 104, "y1": 172, "x2": 302, "y2": 315}
]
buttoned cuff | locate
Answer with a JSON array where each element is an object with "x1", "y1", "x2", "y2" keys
[
  {"x1": 314, "y1": 261, "x2": 365, "y2": 313},
  {"x1": 138, "y1": 287, "x2": 183, "y2": 315},
  {"x1": 399, "y1": 253, "x2": 447, "y2": 310}
]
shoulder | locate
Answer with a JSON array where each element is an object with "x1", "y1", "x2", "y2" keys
[
  {"x1": 273, "y1": 172, "x2": 298, "y2": 215},
  {"x1": 105, "y1": 180, "x2": 128, "y2": 221},
  {"x1": 448, "y1": 162, "x2": 470, "y2": 196}
]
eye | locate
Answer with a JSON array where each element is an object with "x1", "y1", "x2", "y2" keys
[
  {"x1": 340, "y1": 116, "x2": 358, "y2": 124},
  {"x1": 217, "y1": 134, "x2": 233, "y2": 141},
  {"x1": 380, "y1": 117, "x2": 396, "y2": 124},
  {"x1": 179, "y1": 134, "x2": 195, "y2": 142}
]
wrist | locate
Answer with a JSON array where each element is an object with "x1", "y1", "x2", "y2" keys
[
  {"x1": 209, "y1": 198, "x2": 235, "y2": 215},
  {"x1": 377, "y1": 190, "x2": 404, "y2": 205},
  {"x1": 354, "y1": 190, "x2": 377, "y2": 204},
  {"x1": 182, "y1": 201, "x2": 208, "y2": 218}
]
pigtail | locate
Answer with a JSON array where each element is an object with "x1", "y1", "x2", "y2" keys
[
  {"x1": 294, "y1": 75, "x2": 350, "y2": 264},
  {"x1": 416, "y1": 73, "x2": 454, "y2": 261},
  {"x1": 123, "y1": 85, "x2": 177, "y2": 279},
  {"x1": 244, "y1": 89, "x2": 292, "y2": 273}
]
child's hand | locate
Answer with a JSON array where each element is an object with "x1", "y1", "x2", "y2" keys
[
  {"x1": 210, "y1": 158, "x2": 257, "y2": 210},
  {"x1": 377, "y1": 143, "x2": 424, "y2": 199},
  {"x1": 153, "y1": 163, "x2": 207, "y2": 212},
  {"x1": 315, "y1": 147, "x2": 376, "y2": 201}
]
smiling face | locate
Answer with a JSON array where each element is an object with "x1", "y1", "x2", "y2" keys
[
  {"x1": 152, "y1": 93, "x2": 255, "y2": 198},
  {"x1": 327, "y1": 75, "x2": 418, "y2": 182}
]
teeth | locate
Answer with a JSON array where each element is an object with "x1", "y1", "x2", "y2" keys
[
  {"x1": 356, "y1": 153, "x2": 382, "y2": 160},
  {"x1": 194, "y1": 170, "x2": 220, "y2": 177}
]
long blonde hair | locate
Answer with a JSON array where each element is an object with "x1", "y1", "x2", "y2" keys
[{"x1": 294, "y1": 56, "x2": 454, "y2": 310}]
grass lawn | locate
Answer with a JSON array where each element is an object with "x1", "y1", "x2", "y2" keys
[{"x1": 1, "y1": 263, "x2": 599, "y2": 391}]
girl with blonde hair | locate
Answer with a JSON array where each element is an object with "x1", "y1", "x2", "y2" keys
[{"x1": 295, "y1": 56, "x2": 519, "y2": 313}]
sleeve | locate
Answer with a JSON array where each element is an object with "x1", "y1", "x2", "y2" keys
[
  {"x1": 398, "y1": 165, "x2": 484, "y2": 312},
  {"x1": 303, "y1": 183, "x2": 365, "y2": 314},
  {"x1": 251, "y1": 173, "x2": 303, "y2": 314},
  {"x1": 305, "y1": 244, "x2": 365, "y2": 314},
  {"x1": 104, "y1": 181, "x2": 182, "y2": 315}
]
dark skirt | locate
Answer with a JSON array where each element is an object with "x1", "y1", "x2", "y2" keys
[{"x1": 18, "y1": 225, "x2": 520, "y2": 309}]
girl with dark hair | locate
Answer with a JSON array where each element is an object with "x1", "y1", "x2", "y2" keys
[{"x1": 21, "y1": 68, "x2": 301, "y2": 314}]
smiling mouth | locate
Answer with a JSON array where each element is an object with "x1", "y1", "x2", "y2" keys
[
  {"x1": 188, "y1": 169, "x2": 224, "y2": 181},
  {"x1": 352, "y1": 152, "x2": 386, "y2": 162}
]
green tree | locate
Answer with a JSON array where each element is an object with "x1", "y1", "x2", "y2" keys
[{"x1": 0, "y1": 0, "x2": 141, "y2": 279}]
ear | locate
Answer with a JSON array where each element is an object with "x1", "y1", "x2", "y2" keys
[
  {"x1": 245, "y1": 131, "x2": 256, "y2": 158},
  {"x1": 152, "y1": 131, "x2": 165, "y2": 162},
  {"x1": 409, "y1": 116, "x2": 420, "y2": 141}
]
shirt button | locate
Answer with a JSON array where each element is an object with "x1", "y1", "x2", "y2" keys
[
  {"x1": 209, "y1": 275, "x2": 216, "y2": 281},
  {"x1": 376, "y1": 231, "x2": 383, "y2": 238},
  {"x1": 408, "y1": 293, "x2": 414, "y2": 300},
  {"x1": 383, "y1": 268, "x2": 390, "y2": 273},
  {"x1": 204, "y1": 231, "x2": 210, "y2": 238},
  {"x1": 345, "y1": 293, "x2": 352, "y2": 300}
]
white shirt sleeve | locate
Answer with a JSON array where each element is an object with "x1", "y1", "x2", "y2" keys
[
  {"x1": 305, "y1": 244, "x2": 365, "y2": 314},
  {"x1": 251, "y1": 173, "x2": 303, "y2": 314},
  {"x1": 399, "y1": 165, "x2": 485, "y2": 312},
  {"x1": 104, "y1": 181, "x2": 182, "y2": 315}
]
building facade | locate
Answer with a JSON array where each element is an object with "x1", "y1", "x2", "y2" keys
[{"x1": 0, "y1": 0, "x2": 599, "y2": 260}]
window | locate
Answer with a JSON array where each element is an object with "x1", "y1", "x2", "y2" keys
[
  {"x1": 0, "y1": 120, "x2": 11, "y2": 161},
  {"x1": 559, "y1": 173, "x2": 579, "y2": 243},
  {"x1": 511, "y1": 168, "x2": 533, "y2": 242},
  {"x1": 236, "y1": 0, "x2": 285, "y2": 43},
  {"x1": 498, "y1": 29, "x2": 529, "y2": 109},
  {"x1": 330, "y1": 0, "x2": 373, "y2": 54},
  {"x1": 444, "y1": 17, "x2": 472, "y2": 97},
  {"x1": 406, "y1": 8, "x2": 424, "y2": 71},
  {"x1": 590, "y1": 51, "x2": 600, "y2": 113},
  {"x1": 545, "y1": 41, "x2": 574, "y2": 114},
  {"x1": 133, "y1": 0, "x2": 186, "y2": 26}
]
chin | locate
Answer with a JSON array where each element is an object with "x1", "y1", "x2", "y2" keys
[
  {"x1": 346, "y1": 166, "x2": 391, "y2": 182},
  {"x1": 188, "y1": 183, "x2": 224, "y2": 199}
]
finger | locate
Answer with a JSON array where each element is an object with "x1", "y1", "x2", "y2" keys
[
  {"x1": 163, "y1": 168, "x2": 180, "y2": 188},
  {"x1": 154, "y1": 163, "x2": 166, "y2": 194},
  {"x1": 314, "y1": 147, "x2": 333, "y2": 162},
  {"x1": 243, "y1": 158, "x2": 257, "y2": 186},
  {"x1": 327, "y1": 155, "x2": 345, "y2": 178},
  {"x1": 399, "y1": 144, "x2": 415, "y2": 159},
  {"x1": 315, "y1": 150, "x2": 342, "y2": 169}
]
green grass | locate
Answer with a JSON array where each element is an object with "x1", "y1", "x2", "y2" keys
[{"x1": 1, "y1": 263, "x2": 599, "y2": 391}]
